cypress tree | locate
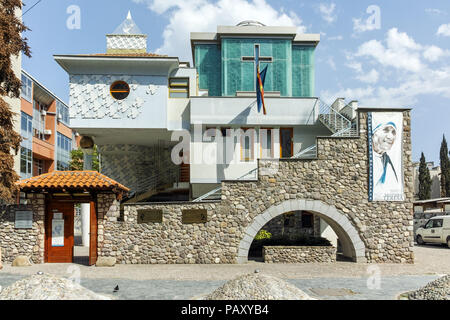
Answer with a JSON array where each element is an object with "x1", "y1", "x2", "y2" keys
[
  {"x1": 440, "y1": 135, "x2": 450, "y2": 197},
  {"x1": 418, "y1": 152, "x2": 431, "y2": 200}
]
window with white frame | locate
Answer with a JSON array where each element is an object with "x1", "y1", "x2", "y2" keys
[
  {"x1": 240, "y1": 128, "x2": 255, "y2": 162},
  {"x1": 20, "y1": 112, "x2": 33, "y2": 179},
  {"x1": 57, "y1": 132, "x2": 72, "y2": 170},
  {"x1": 260, "y1": 128, "x2": 274, "y2": 158},
  {"x1": 35, "y1": 159, "x2": 44, "y2": 175},
  {"x1": 32, "y1": 100, "x2": 46, "y2": 140},
  {"x1": 20, "y1": 147, "x2": 32, "y2": 179},
  {"x1": 21, "y1": 73, "x2": 32, "y2": 102},
  {"x1": 57, "y1": 100, "x2": 69, "y2": 125}
]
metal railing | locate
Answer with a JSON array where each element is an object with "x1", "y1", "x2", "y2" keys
[
  {"x1": 291, "y1": 125, "x2": 358, "y2": 159},
  {"x1": 291, "y1": 144, "x2": 317, "y2": 159},
  {"x1": 317, "y1": 99, "x2": 353, "y2": 135}
]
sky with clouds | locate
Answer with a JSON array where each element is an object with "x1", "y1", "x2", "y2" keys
[{"x1": 21, "y1": 0, "x2": 450, "y2": 164}]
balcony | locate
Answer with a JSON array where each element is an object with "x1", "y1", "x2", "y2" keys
[{"x1": 190, "y1": 96, "x2": 319, "y2": 126}]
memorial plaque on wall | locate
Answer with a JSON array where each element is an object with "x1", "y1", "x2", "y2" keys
[
  {"x1": 182, "y1": 209, "x2": 208, "y2": 224},
  {"x1": 51, "y1": 217, "x2": 65, "y2": 247},
  {"x1": 137, "y1": 209, "x2": 163, "y2": 223},
  {"x1": 15, "y1": 211, "x2": 33, "y2": 229}
]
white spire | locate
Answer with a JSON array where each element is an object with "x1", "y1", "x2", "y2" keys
[
  {"x1": 106, "y1": 10, "x2": 147, "y2": 53},
  {"x1": 112, "y1": 11, "x2": 143, "y2": 35}
]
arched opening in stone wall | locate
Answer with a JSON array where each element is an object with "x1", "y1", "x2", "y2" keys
[
  {"x1": 237, "y1": 199, "x2": 366, "y2": 263},
  {"x1": 247, "y1": 210, "x2": 347, "y2": 261}
]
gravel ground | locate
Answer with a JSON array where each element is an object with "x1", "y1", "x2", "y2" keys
[
  {"x1": 202, "y1": 273, "x2": 315, "y2": 300},
  {"x1": 0, "y1": 274, "x2": 112, "y2": 300},
  {"x1": 0, "y1": 245, "x2": 447, "y2": 300},
  {"x1": 407, "y1": 275, "x2": 450, "y2": 300},
  {"x1": 0, "y1": 272, "x2": 439, "y2": 300}
]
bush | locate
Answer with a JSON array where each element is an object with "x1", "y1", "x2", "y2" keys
[{"x1": 254, "y1": 229, "x2": 272, "y2": 240}]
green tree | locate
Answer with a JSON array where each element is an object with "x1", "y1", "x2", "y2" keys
[
  {"x1": 418, "y1": 152, "x2": 431, "y2": 200},
  {"x1": 69, "y1": 145, "x2": 100, "y2": 171},
  {"x1": 439, "y1": 135, "x2": 450, "y2": 197},
  {"x1": 0, "y1": 1, "x2": 31, "y2": 202}
]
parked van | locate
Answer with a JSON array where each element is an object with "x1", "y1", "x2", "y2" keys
[{"x1": 415, "y1": 215, "x2": 450, "y2": 248}]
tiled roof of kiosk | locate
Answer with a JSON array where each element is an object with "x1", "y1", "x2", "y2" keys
[{"x1": 16, "y1": 171, "x2": 130, "y2": 193}]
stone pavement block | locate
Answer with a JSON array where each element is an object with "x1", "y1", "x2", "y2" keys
[
  {"x1": 96, "y1": 257, "x2": 116, "y2": 267},
  {"x1": 12, "y1": 256, "x2": 32, "y2": 267}
]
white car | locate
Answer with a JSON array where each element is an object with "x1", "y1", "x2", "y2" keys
[{"x1": 415, "y1": 215, "x2": 450, "y2": 248}]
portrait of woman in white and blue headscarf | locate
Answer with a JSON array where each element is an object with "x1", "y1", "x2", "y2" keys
[{"x1": 370, "y1": 112, "x2": 404, "y2": 201}]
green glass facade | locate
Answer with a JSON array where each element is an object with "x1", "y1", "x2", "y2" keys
[
  {"x1": 194, "y1": 44, "x2": 222, "y2": 96},
  {"x1": 292, "y1": 45, "x2": 315, "y2": 97},
  {"x1": 194, "y1": 37, "x2": 315, "y2": 97}
]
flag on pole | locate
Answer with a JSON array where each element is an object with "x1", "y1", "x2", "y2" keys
[{"x1": 256, "y1": 64, "x2": 268, "y2": 115}]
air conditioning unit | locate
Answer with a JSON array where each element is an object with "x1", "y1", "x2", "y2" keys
[
  {"x1": 44, "y1": 129, "x2": 52, "y2": 135},
  {"x1": 40, "y1": 110, "x2": 47, "y2": 116}
]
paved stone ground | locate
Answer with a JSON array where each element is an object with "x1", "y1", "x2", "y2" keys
[
  {"x1": 0, "y1": 273, "x2": 439, "y2": 300},
  {"x1": 0, "y1": 245, "x2": 447, "y2": 300}
]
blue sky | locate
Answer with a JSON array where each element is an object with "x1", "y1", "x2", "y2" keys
[{"x1": 21, "y1": 0, "x2": 450, "y2": 164}]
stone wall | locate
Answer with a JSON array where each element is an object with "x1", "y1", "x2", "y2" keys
[
  {"x1": 98, "y1": 110, "x2": 414, "y2": 264},
  {"x1": 1, "y1": 110, "x2": 413, "y2": 265},
  {"x1": 99, "y1": 200, "x2": 232, "y2": 264},
  {"x1": 263, "y1": 246, "x2": 337, "y2": 263},
  {"x1": 0, "y1": 194, "x2": 45, "y2": 263},
  {"x1": 225, "y1": 110, "x2": 414, "y2": 263}
]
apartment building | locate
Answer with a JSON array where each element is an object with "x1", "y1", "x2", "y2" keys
[{"x1": 20, "y1": 70, "x2": 78, "y2": 179}]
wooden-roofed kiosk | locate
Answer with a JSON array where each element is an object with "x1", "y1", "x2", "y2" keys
[{"x1": 15, "y1": 171, "x2": 129, "y2": 265}]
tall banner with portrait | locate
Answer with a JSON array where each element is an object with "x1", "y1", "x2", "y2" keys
[{"x1": 368, "y1": 112, "x2": 404, "y2": 201}]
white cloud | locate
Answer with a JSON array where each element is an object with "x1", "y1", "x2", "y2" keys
[
  {"x1": 323, "y1": 29, "x2": 450, "y2": 108},
  {"x1": 423, "y1": 45, "x2": 450, "y2": 62},
  {"x1": 327, "y1": 35, "x2": 343, "y2": 41},
  {"x1": 352, "y1": 17, "x2": 377, "y2": 33},
  {"x1": 356, "y1": 69, "x2": 379, "y2": 84},
  {"x1": 352, "y1": 5, "x2": 381, "y2": 34},
  {"x1": 437, "y1": 23, "x2": 450, "y2": 36},
  {"x1": 322, "y1": 67, "x2": 450, "y2": 108},
  {"x1": 425, "y1": 8, "x2": 447, "y2": 15},
  {"x1": 133, "y1": 0, "x2": 306, "y2": 62},
  {"x1": 326, "y1": 57, "x2": 336, "y2": 71},
  {"x1": 319, "y1": 3, "x2": 336, "y2": 24},
  {"x1": 346, "y1": 61, "x2": 362, "y2": 73},
  {"x1": 355, "y1": 28, "x2": 424, "y2": 73}
]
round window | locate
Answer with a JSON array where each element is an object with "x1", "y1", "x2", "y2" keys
[{"x1": 110, "y1": 81, "x2": 130, "y2": 100}]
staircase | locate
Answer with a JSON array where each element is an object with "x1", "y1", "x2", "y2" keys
[
  {"x1": 192, "y1": 168, "x2": 258, "y2": 202},
  {"x1": 123, "y1": 140, "x2": 185, "y2": 204},
  {"x1": 291, "y1": 99, "x2": 358, "y2": 159},
  {"x1": 317, "y1": 99, "x2": 356, "y2": 137}
]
